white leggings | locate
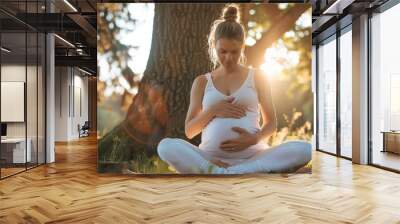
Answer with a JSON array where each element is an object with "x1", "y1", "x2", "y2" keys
[{"x1": 157, "y1": 138, "x2": 312, "y2": 174}]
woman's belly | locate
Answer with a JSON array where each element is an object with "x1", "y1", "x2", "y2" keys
[{"x1": 199, "y1": 116, "x2": 267, "y2": 162}]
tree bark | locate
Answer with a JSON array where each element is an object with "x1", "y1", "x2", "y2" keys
[{"x1": 99, "y1": 4, "x2": 225, "y2": 162}]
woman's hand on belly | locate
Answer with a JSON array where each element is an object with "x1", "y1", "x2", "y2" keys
[{"x1": 220, "y1": 127, "x2": 258, "y2": 152}]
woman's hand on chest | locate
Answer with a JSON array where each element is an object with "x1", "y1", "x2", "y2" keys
[{"x1": 209, "y1": 97, "x2": 247, "y2": 119}]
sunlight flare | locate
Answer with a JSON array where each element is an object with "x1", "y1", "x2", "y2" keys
[{"x1": 260, "y1": 39, "x2": 300, "y2": 78}]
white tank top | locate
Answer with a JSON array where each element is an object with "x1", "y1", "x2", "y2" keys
[{"x1": 199, "y1": 69, "x2": 269, "y2": 165}]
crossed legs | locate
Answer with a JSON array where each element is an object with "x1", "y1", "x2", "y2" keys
[{"x1": 157, "y1": 138, "x2": 312, "y2": 174}]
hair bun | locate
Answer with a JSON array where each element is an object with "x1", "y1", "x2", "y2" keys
[{"x1": 223, "y1": 5, "x2": 239, "y2": 22}]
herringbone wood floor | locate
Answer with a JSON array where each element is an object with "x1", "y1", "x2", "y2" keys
[{"x1": 1, "y1": 136, "x2": 400, "y2": 224}]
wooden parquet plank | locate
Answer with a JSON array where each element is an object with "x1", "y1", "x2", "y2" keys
[{"x1": 0, "y1": 135, "x2": 400, "y2": 223}]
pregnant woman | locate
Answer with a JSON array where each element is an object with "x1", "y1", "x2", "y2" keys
[{"x1": 157, "y1": 4, "x2": 311, "y2": 174}]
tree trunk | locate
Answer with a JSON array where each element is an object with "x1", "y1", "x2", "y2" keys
[{"x1": 99, "y1": 4, "x2": 225, "y2": 163}]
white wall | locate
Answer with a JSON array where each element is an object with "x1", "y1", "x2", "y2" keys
[
  {"x1": 54, "y1": 67, "x2": 89, "y2": 141},
  {"x1": 55, "y1": 67, "x2": 69, "y2": 141},
  {"x1": 1, "y1": 82, "x2": 25, "y2": 122},
  {"x1": 1, "y1": 65, "x2": 40, "y2": 138},
  {"x1": 1, "y1": 65, "x2": 26, "y2": 140},
  {"x1": 1, "y1": 64, "x2": 45, "y2": 164}
]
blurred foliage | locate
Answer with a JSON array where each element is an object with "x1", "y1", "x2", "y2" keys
[
  {"x1": 98, "y1": 3, "x2": 134, "y2": 66},
  {"x1": 280, "y1": 9, "x2": 313, "y2": 124},
  {"x1": 265, "y1": 110, "x2": 312, "y2": 147},
  {"x1": 98, "y1": 4, "x2": 138, "y2": 138},
  {"x1": 245, "y1": 5, "x2": 313, "y2": 129}
]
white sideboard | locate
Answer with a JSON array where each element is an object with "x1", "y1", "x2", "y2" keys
[{"x1": 1, "y1": 138, "x2": 32, "y2": 163}]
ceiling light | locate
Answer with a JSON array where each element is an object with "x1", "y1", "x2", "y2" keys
[
  {"x1": 54, "y1": 34, "x2": 75, "y2": 48},
  {"x1": 1, "y1": 47, "x2": 11, "y2": 53},
  {"x1": 63, "y1": 0, "x2": 78, "y2": 12},
  {"x1": 76, "y1": 49, "x2": 84, "y2": 55},
  {"x1": 323, "y1": 0, "x2": 355, "y2": 15},
  {"x1": 323, "y1": 0, "x2": 341, "y2": 14},
  {"x1": 78, "y1": 67, "x2": 93, "y2": 76}
]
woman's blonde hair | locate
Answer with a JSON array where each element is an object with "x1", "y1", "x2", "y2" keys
[{"x1": 208, "y1": 4, "x2": 246, "y2": 69}]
